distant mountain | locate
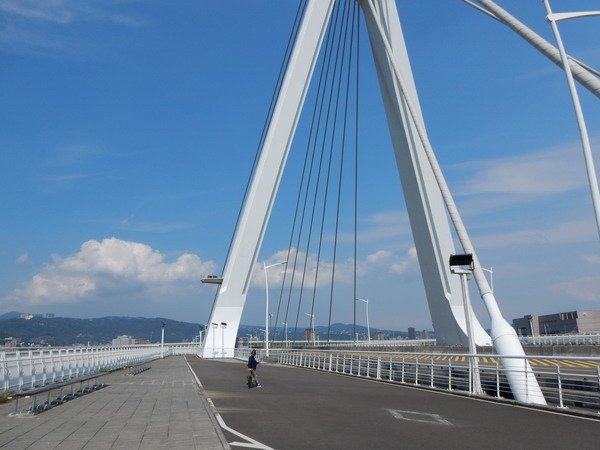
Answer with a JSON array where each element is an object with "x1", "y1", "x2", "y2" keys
[
  {"x1": 0, "y1": 316, "x2": 420, "y2": 347},
  {"x1": 0, "y1": 316, "x2": 203, "y2": 346},
  {"x1": 238, "y1": 322, "x2": 409, "y2": 341},
  {"x1": 0, "y1": 311, "x2": 21, "y2": 321}
]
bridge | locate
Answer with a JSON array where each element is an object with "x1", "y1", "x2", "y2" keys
[
  {"x1": 1, "y1": 345, "x2": 599, "y2": 449},
  {"x1": 1, "y1": 0, "x2": 599, "y2": 448}
]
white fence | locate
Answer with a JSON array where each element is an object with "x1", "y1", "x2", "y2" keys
[
  {"x1": 0, "y1": 343, "x2": 200, "y2": 394},
  {"x1": 519, "y1": 334, "x2": 600, "y2": 346},
  {"x1": 235, "y1": 348, "x2": 600, "y2": 415}
]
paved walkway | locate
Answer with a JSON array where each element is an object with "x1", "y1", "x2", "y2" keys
[{"x1": 0, "y1": 356, "x2": 229, "y2": 449}]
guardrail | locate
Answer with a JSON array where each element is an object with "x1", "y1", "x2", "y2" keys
[
  {"x1": 519, "y1": 334, "x2": 600, "y2": 346},
  {"x1": 237, "y1": 349, "x2": 600, "y2": 416},
  {"x1": 0, "y1": 343, "x2": 199, "y2": 394}
]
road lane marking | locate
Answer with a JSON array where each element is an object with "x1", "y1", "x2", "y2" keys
[
  {"x1": 186, "y1": 360, "x2": 274, "y2": 450},
  {"x1": 387, "y1": 409, "x2": 452, "y2": 426}
]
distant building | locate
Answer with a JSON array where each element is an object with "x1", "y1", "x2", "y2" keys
[
  {"x1": 2, "y1": 337, "x2": 19, "y2": 347},
  {"x1": 304, "y1": 328, "x2": 315, "y2": 343},
  {"x1": 133, "y1": 338, "x2": 150, "y2": 345},
  {"x1": 19, "y1": 313, "x2": 34, "y2": 320},
  {"x1": 408, "y1": 327, "x2": 416, "y2": 340},
  {"x1": 43, "y1": 313, "x2": 55, "y2": 319},
  {"x1": 513, "y1": 311, "x2": 600, "y2": 336},
  {"x1": 373, "y1": 331, "x2": 385, "y2": 341},
  {"x1": 421, "y1": 330, "x2": 430, "y2": 339},
  {"x1": 112, "y1": 335, "x2": 134, "y2": 346}
]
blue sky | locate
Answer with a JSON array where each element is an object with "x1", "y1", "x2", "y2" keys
[{"x1": 1, "y1": 0, "x2": 599, "y2": 334}]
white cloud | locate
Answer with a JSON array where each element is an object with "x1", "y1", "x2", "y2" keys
[
  {"x1": 476, "y1": 219, "x2": 596, "y2": 248},
  {"x1": 0, "y1": 0, "x2": 144, "y2": 26},
  {"x1": 454, "y1": 146, "x2": 587, "y2": 197},
  {"x1": 367, "y1": 250, "x2": 392, "y2": 263},
  {"x1": 6, "y1": 238, "x2": 216, "y2": 306},
  {"x1": 16, "y1": 253, "x2": 31, "y2": 264},
  {"x1": 582, "y1": 254, "x2": 600, "y2": 265},
  {"x1": 250, "y1": 246, "x2": 417, "y2": 289},
  {"x1": 0, "y1": 0, "x2": 74, "y2": 24},
  {"x1": 554, "y1": 276, "x2": 600, "y2": 303}
]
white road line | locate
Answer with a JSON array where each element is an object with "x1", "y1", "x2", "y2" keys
[
  {"x1": 388, "y1": 408, "x2": 452, "y2": 426},
  {"x1": 186, "y1": 360, "x2": 274, "y2": 450}
]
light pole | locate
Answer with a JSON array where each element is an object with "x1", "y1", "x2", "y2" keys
[
  {"x1": 481, "y1": 267, "x2": 493, "y2": 293},
  {"x1": 283, "y1": 322, "x2": 288, "y2": 348},
  {"x1": 263, "y1": 260, "x2": 287, "y2": 357},
  {"x1": 544, "y1": 1, "x2": 600, "y2": 239},
  {"x1": 449, "y1": 254, "x2": 483, "y2": 395},
  {"x1": 160, "y1": 322, "x2": 165, "y2": 358},
  {"x1": 220, "y1": 322, "x2": 227, "y2": 358},
  {"x1": 305, "y1": 312, "x2": 315, "y2": 345},
  {"x1": 211, "y1": 322, "x2": 218, "y2": 358},
  {"x1": 356, "y1": 298, "x2": 370, "y2": 343}
]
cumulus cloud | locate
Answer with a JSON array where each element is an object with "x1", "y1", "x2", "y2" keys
[
  {"x1": 250, "y1": 246, "x2": 417, "y2": 289},
  {"x1": 6, "y1": 238, "x2": 216, "y2": 306}
]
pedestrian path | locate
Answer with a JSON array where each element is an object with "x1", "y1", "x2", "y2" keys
[{"x1": 0, "y1": 356, "x2": 229, "y2": 449}]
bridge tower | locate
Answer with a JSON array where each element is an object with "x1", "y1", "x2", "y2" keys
[{"x1": 202, "y1": 0, "x2": 545, "y2": 405}]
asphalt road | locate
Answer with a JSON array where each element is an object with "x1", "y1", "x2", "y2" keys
[{"x1": 187, "y1": 357, "x2": 600, "y2": 450}]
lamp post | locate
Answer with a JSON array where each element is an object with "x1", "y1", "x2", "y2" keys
[
  {"x1": 263, "y1": 260, "x2": 287, "y2": 357},
  {"x1": 481, "y1": 267, "x2": 493, "y2": 293},
  {"x1": 449, "y1": 254, "x2": 482, "y2": 395},
  {"x1": 211, "y1": 322, "x2": 218, "y2": 358},
  {"x1": 220, "y1": 322, "x2": 227, "y2": 358},
  {"x1": 356, "y1": 298, "x2": 370, "y2": 343},
  {"x1": 282, "y1": 322, "x2": 288, "y2": 347},
  {"x1": 160, "y1": 322, "x2": 165, "y2": 358},
  {"x1": 305, "y1": 313, "x2": 315, "y2": 345},
  {"x1": 544, "y1": 1, "x2": 600, "y2": 239}
]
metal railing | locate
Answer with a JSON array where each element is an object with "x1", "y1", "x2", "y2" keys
[
  {"x1": 519, "y1": 334, "x2": 600, "y2": 346},
  {"x1": 247, "y1": 349, "x2": 600, "y2": 415},
  {"x1": 0, "y1": 343, "x2": 200, "y2": 394}
]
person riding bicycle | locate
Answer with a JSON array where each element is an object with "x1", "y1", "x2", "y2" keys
[{"x1": 247, "y1": 349, "x2": 260, "y2": 388}]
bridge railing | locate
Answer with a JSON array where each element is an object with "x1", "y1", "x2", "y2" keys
[
  {"x1": 0, "y1": 343, "x2": 200, "y2": 394},
  {"x1": 258, "y1": 349, "x2": 600, "y2": 415},
  {"x1": 519, "y1": 334, "x2": 600, "y2": 346}
]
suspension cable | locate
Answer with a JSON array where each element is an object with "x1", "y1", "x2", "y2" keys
[
  {"x1": 327, "y1": 0, "x2": 359, "y2": 342},
  {"x1": 207, "y1": 1, "x2": 307, "y2": 325},
  {"x1": 308, "y1": 0, "x2": 354, "y2": 340}
]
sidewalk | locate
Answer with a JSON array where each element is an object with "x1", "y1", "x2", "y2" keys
[{"x1": 0, "y1": 356, "x2": 229, "y2": 449}]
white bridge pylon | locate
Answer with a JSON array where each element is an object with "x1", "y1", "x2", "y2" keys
[{"x1": 202, "y1": 0, "x2": 545, "y2": 405}]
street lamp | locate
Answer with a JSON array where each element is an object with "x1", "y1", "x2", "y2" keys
[
  {"x1": 449, "y1": 254, "x2": 482, "y2": 395},
  {"x1": 304, "y1": 312, "x2": 315, "y2": 345},
  {"x1": 211, "y1": 322, "x2": 218, "y2": 358},
  {"x1": 282, "y1": 322, "x2": 288, "y2": 347},
  {"x1": 356, "y1": 298, "x2": 370, "y2": 343},
  {"x1": 263, "y1": 260, "x2": 287, "y2": 357},
  {"x1": 481, "y1": 267, "x2": 493, "y2": 293},
  {"x1": 160, "y1": 321, "x2": 165, "y2": 358},
  {"x1": 220, "y1": 322, "x2": 227, "y2": 358},
  {"x1": 544, "y1": 1, "x2": 600, "y2": 239}
]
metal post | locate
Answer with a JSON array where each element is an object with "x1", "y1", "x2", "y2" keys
[
  {"x1": 544, "y1": 0, "x2": 600, "y2": 239},
  {"x1": 430, "y1": 360, "x2": 434, "y2": 388},
  {"x1": 415, "y1": 358, "x2": 419, "y2": 385},
  {"x1": 160, "y1": 322, "x2": 165, "y2": 359},
  {"x1": 557, "y1": 364, "x2": 564, "y2": 408}
]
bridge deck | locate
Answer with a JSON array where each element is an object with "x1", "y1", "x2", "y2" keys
[
  {"x1": 0, "y1": 356, "x2": 228, "y2": 449},
  {"x1": 188, "y1": 356, "x2": 600, "y2": 450}
]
